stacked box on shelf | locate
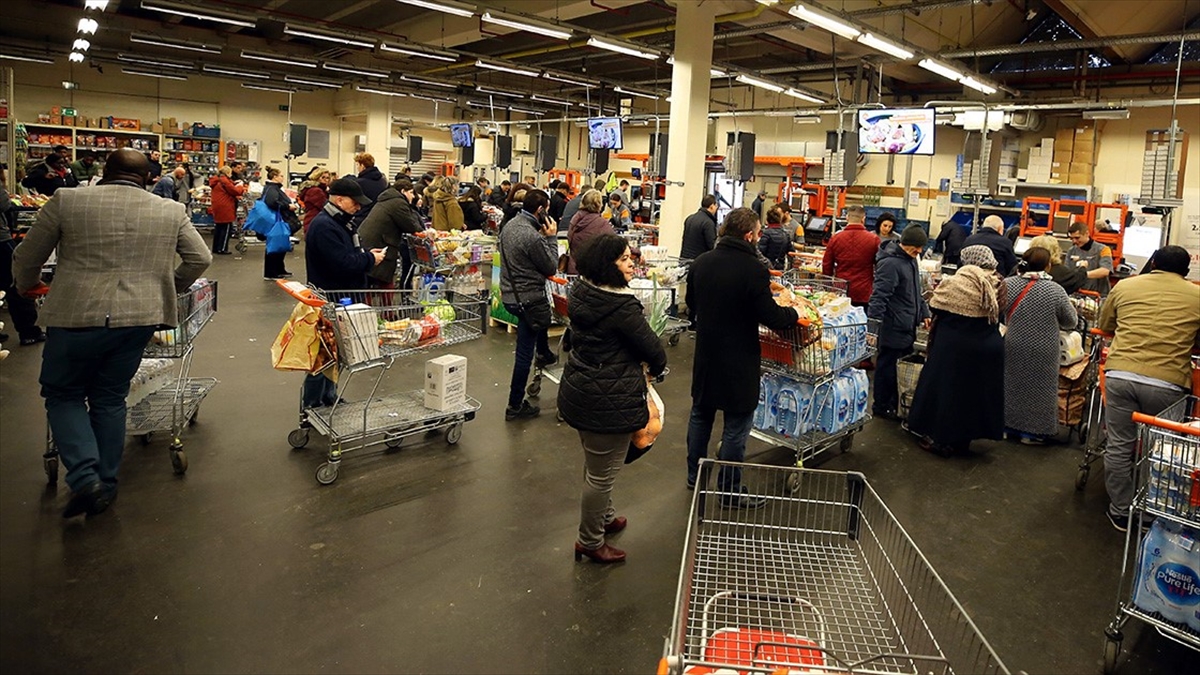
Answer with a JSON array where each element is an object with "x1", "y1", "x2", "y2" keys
[{"x1": 1070, "y1": 124, "x2": 1097, "y2": 185}]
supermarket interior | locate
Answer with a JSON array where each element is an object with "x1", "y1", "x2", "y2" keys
[{"x1": 1, "y1": 1, "x2": 1199, "y2": 674}]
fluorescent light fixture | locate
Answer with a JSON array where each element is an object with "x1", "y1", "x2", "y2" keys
[
  {"x1": 379, "y1": 42, "x2": 458, "y2": 62},
  {"x1": 73, "y1": 39, "x2": 91, "y2": 52},
  {"x1": 476, "y1": 86, "x2": 522, "y2": 98},
  {"x1": 78, "y1": 18, "x2": 99, "y2": 34},
  {"x1": 203, "y1": 64, "x2": 270, "y2": 79},
  {"x1": 122, "y1": 67, "x2": 188, "y2": 81},
  {"x1": 356, "y1": 84, "x2": 407, "y2": 97},
  {"x1": 69, "y1": 52, "x2": 86, "y2": 63},
  {"x1": 481, "y1": 11, "x2": 572, "y2": 40},
  {"x1": 284, "y1": 74, "x2": 343, "y2": 89},
  {"x1": 242, "y1": 83, "x2": 298, "y2": 93},
  {"x1": 409, "y1": 93, "x2": 457, "y2": 104},
  {"x1": 131, "y1": 33, "x2": 222, "y2": 54},
  {"x1": 475, "y1": 59, "x2": 539, "y2": 78},
  {"x1": 1083, "y1": 108, "x2": 1130, "y2": 120},
  {"x1": 794, "y1": 114, "x2": 822, "y2": 124},
  {"x1": 959, "y1": 76, "x2": 997, "y2": 95},
  {"x1": 393, "y1": 0, "x2": 475, "y2": 18},
  {"x1": 0, "y1": 52, "x2": 54, "y2": 64},
  {"x1": 85, "y1": 0, "x2": 110, "y2": 10},
  {"x1": 614, "y1": 85, "x2": 659, "y2": 100},
  {"x1": 542, "y1": 71, "x2": 596, "y2": 88},
  {"x1": 140, "y1": 1, "x2": 255, "y2": 28},
  {"x1": 788, "y1": 3, "x2": 860, "y2": 40},
  {"x1": 323, "y1": 62, "x2": 390, "y2": 78},
  {"x1": 400, "y1": 74, "x2": 458, "y2": 89},
  {"x1": 507, "y1": 106, "x2": 545, "y2": 116},
  {"x1": 283, "y1": 25, "x2": 374, "y2": 49},
  {"x1": 918, "y1": 58, "x2": 964, "y2": 82},
  {"x1": 118, "y1": 53, "x2": 193, "y2": 70},
  {"x1": 586, "y1": 36, "x2": 661, "y2": 61},
  {"x1": 531, "y1": 94, "x2": 573, "y2": 107},
  {"x1": 242, "y1": 49, "x2": 318, "y2": 68},
  {"x1": 755, "y1": 0, "x2": 780, "y2": 5},
  {"x1": 857, "y1": 33, "x2": 913, "y2": 60},
  {"x1": 784, "y1": 88, "x2": 824, "y2": 103},
  {"x1": 62, "y1": 81, "x2": 79, "y2": 90},
  {"x1": 736, "y1": 73, "x2": 785, "y2": 93}
]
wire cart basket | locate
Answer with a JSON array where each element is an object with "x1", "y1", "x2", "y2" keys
[
  {"x1": 280, "y1": 285, "x2": 485, "y2": 485},
  {"x1": 404, "y1": 232, "x2": 492, "y2": 296},
  {"x1": 1103, "y1": 394, "x2": 1200, "y2": 672},
  {"x1": 661, "y1": 461, "x2": 1010, "y2": 675},
  {"x1": 43, "y1": 279, "x2": 218, "y2": 483}
]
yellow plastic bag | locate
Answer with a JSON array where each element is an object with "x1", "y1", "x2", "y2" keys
[{"x1": 271, "y1": 301, "x2": 322, "y2": 372}]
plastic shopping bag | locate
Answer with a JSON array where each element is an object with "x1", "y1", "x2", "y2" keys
[
  {"x1": 242, "y1": 199, "x2": 277, "y2": 235},
  {"x1": 271, "y1": 301, "x2": 323, "y2": 372},
  {"x1": 626, "y1": 382, "x2": 665, "y2": 464},
  {"x1": 265, "y1": 216, "x2": 293, "y2": 254}
]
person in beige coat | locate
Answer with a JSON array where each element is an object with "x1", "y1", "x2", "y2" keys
[
  {"x1": 13, "y1": 149, "x2": 211, "y2": 520},
  {"x1": 430, "y1": 176, "x2": 465, "y2": 232}
]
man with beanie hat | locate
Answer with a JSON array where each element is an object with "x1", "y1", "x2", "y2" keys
[{"x1": 867, "y1": 224, "x2": 931, "y2": 420}]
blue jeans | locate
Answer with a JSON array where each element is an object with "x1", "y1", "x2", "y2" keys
[
  {"x1": 39, "y1": 325, "x2": 156, "y2": 492},
  {"x1": 503, "y1": 303, "x2": 551, "y2": 409},
  {"x1": 686, "y1": 404, "x2": 755, "y2": 493},
  {"x1": 302, "y1": 373, "x2": 337, "y2": 410}
]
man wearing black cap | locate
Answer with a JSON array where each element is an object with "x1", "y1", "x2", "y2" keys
[
  {"x1": 867, "y1": 224, "x2": 931, "y2": 421},
  {"x1": 302, "y1": 177, "x2": 386, "y2": 409}
]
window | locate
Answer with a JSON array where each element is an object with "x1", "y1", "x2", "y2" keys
[{"x1": 990, "y1": 12, "x2": 1112, "y2": 73}]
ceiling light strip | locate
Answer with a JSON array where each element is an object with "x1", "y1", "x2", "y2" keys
[
  {"x1": 614, "y1": 86, "x2": 659, "y2": 100},
  {"x1": 323, "y1": 62, "x2": 390, "y2": 78},
  {"x1": 118, "y1": 53, "x2": 193, "y2": 70},
  {"x1": 242, "y1": 83, "x2": 299, "y2": 93},
  {"x1": 586, "y1": 36, "x2": 661, "y2": 61},
  {"x1": 356, "y1": 84, "x2": 408, "y2": 97},
  {"x1": 481, "y1": 11, "x2": 572, "y2": 41},
  {"x1": 140, "y1": 1, "x2": 255, "y2": 28},
  {"x1": 0, "y1": 53, "x2": 55, "y2": 64},
  {"x1": 400, "y1": 74, "x2": 458, "y2": 89},
  {"x1": 393, "y1": 0, "x2": 475, "y2": 18},
  {"x1": 283, "y1": 25, "x2": 374, "y2": 49},
  {"x1": 242, "y1": 50, "x2": 318, "y2": 68},
  {"x1": 788, "y1": 3, "x2": 860, "y2": 40},
  {"x1": 379, "y1": 42, "x2": 458, "y2": 62},
  {"x1": 130, "y1": 33, "x2": 223, "y2": 54},
  {"x1": 203, "y1": 64, "x2": 270, "y2": 79},
  {"x1": 284, "y1": 75, "x2": 343, "y2": 89},
  {"x1": 122, "y1": 67, "x2": 188, "y2": 81},
  {"x1": 542, "y1": 72, "x2": 597, "y2": 88},
  {"x1": 475, "y1": 59, "x2": 539, "y2": 78}
]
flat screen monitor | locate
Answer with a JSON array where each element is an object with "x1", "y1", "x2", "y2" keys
[
  {"x1": 587, "y1": 117, "x2": 623, "y2": 150},
  {"x1": 450, "y1": 123, "x2": 473, "y2": 148},
  {"x1": 1014, "y1": 237, "x2": 1034, "y2": 255},
  {"x1": 857, "y1": 108, "x2": 935, "y2": 155},
  {"x1": 805, "y1": 216, "x2": 830, "y2": 233},
  {"x1": 1123, "y1": 224, "x2": 1163, "y2": 271},
  {"x1": 629, "y1": 185, "x2": 643, "y2": 201}
]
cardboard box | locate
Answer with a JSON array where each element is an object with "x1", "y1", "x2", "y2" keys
[
  {"x1": 62, "y1": 116, "x2": 75, "y2": 126},
  {"x1": 1055, "y1": 128, "x2": 1075, "y2": 148},
  {"x1": 1053, "y1": 149, "x2": 1073, "y2": 165},
  {"x1": 151, "y1": 123, "x2": 164, "y2": 133},
  {"x1": 333, "y1": 304, "x2": 381, "y2": 365},
  {"x1": 49, "y1": 115, "x2": 62, "y2": 125},
  {"x1": 1072, "y1": 147, "x2": 1095, "y2": 164},
  {"x1": 51, "y1": 106, "x2": 61, "y2": 115},
  {"x1": 1068, "y1": 172, "x2": 1092, "y2": 185},
  {"x1": 1069, "y1": 162, "x2": 1092, "y2": 175},
  {"x1": 424, "y1": 354, "x2": 467, "y2": 411}
]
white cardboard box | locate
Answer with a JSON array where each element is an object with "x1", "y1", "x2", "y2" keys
[
  {"x1": 425, "y1": 354, "x2": 467, "y2": 411},
  {"x1": 334, "y1": 304, "x2": 381, "y2": 365}
]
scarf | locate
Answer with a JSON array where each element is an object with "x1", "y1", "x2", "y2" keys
[{"x1": 930, "y1": 265, "x2": 1000, "y2": 324}]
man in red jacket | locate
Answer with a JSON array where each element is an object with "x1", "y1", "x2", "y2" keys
[{"x1": 821, "y1": 205, "x2": 880, "y2": 305}]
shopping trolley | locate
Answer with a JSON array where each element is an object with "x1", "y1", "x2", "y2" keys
[
  {"x1": 661, "y1": 461, "x2": 1010, "y2": 675},
  {"x1": 1072, "y1": 328, "x2": 1112, "y2": 490},
  {"x1": 1103, "y1": 394, "x2": 1200, "y2": 672}
]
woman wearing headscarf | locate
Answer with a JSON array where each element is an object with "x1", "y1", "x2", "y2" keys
[
  {"x1": 603, "y1": 191, "x2": 633, "y2": 232},
  {"x1": 906, "y1": 245, "x2": 1006, "y2": 456},
  {"x1": 1001, "y1": 247, "x2": 1078, "y2": 444},
  {"x1": 430, "y1": 176, "x2": 465, "y2": 232}
]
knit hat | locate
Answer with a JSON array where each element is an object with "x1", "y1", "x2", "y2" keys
[
  {"x1": 900, "y1": 224, "x2": 928, "y2": 247},
  {"x1": 959, "y1": 245, "x2": 997, "y2": 270}
]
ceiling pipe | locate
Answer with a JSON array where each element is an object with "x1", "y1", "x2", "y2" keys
[
  {"x1": 849, "y1": 0, "x2": 990, "y2": 18},
  {"x1": 942, "y1": 30, "x2": 1200, "y2": 58},
  {"x1": 714, "y1": 21, "x2": 799, "y2": 40}
]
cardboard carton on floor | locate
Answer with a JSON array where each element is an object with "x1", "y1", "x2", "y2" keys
[{"x1": 425, "y1": 354, "x2": 467, "y2": 411}]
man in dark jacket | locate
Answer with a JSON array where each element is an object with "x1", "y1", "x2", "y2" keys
[
  {"x1": 758, "y1": 206, "x2": 792, "y2": 270},
  {"x1": 359, "y1": 178, "x2": 421, "y2": 289},
  {"x1": 549, "y1": 181, "x2": 570, "y2": 223},
  {"x1": 962, "y1": 215, "x2": 1017, "y2": 276},
  {"x1": 680, "y1": 195, "x2": 718, "y2": 261},
  {"x1": 867, "y1": 225, "x2": 931, "y2": 420},
  {"x1": 498, "y1": 189, "x2": 560, "y2": 421},
  {"x1": 22, "y1": 154, "x2": 75, "y2": 195},
  {"x1": 933, "y1": 219, "x2": 968, "y2": 267},
  {"x1": 352, "y1": 152, "x2": 389, "y2": 225},
  {"x1": 488, "y1": 180, "x2": 511, "y2": 208},
  {"x1": 559, "y1": 189, "x2": 584, "y2": 235},
  {"x1": 686, "y1": 207, "x2": 800, "y2": 507}
]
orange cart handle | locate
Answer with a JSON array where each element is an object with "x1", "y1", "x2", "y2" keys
[
  {"x1": 1130, "y1": 412, "x2": 1200, "y2": 436},
  {"x1": 1077, "y1": 289, "x2": 1101, "y2": 298},
  {"x1": 769, "y1": 269, "x2": 784, "y2": 277},
  {"x1": 548, "y1": 276, "x2": 568, "y2": 285},
  {"x1": 1089, "y1": 328, "x2": 1113, "y2": 338},
  {"x1": 275, "y1": 279, "x2": 326, "y2": 307}
]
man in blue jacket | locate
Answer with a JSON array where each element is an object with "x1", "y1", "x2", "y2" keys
[
  {"x1": 302, "y1": 178, "x2": 385, "y2": 408},
  {"x1": 867, "y1": 225, "x2": 931, "y2": 421}
]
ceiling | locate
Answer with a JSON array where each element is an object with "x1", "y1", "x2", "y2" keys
[{"x1": 1, "y1": 0, "x2": 1197, "y2": 116}]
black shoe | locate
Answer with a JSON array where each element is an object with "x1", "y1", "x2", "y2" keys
[
  {"x1": 721, "y1": 486, "x2": 766, "y2": 510},
  {"x1": 90, "y1": 484, "x2": 118, "y2": 516},
  {"x1": 20, "y1": 332, "x2": 47, "y2": 346},
  {"x1": 1106, "y1": 511, "x2": 1129, "y2": 533},
  {"x1": 872, "y1": 408, "x2": 900, "y2": 422},
  {"x1": 505, "y1": 400, "x2": 540, "y2": 421},
  {"x1": 62, "y1": 481, "x2": 104, "y2": 519},
  {"x1": 686, "y1": 478, "x2": 696, "y2": 491},
  {"x1": 534, "y1": 352, "x2": 558, "y2": 368},
  {"x1": 214, "y1": 250, "x2": 232, "y2": 255}
]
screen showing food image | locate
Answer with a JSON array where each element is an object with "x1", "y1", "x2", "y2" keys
[
  {"x1": 857, "y1": 108, "x2": 935, "y2": 155},
  {"x1": 450, "y1": 123, "x2": 473, "y2": 148},
  {"x1": 588, "y1": 117, "x2": 624, "y2": 150}
]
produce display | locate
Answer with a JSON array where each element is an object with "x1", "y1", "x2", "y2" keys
[{"x1": 9, "y1": 193, "x2": 50, "y2": 209}]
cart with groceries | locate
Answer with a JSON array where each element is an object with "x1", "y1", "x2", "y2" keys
[
  {"x1": 43, "y1": 279, "x2": 219, "y2": 483},
  {"x1": 404, "y1": 229, "x2": 494, "y2": 298},
  {"x1": 277, "y1": 281, "x2": 485, "y2": 485},
  {"x1": 1068, "y1": 327, "x2": 1112, "y2": 490},
  {"x1": 660, "y1": 460, "x2": 1011, "y2": 675},
  {"x1": 751, "y1": 271, "x2": 877, "y2": 474},
  {"x1": 1103, "y1": 393, "x2": 1200, "y2": 672}
]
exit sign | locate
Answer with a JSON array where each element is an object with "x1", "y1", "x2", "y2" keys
[
  {"x1": 62, "y1": 107, "x2": 77, "y2": 116},
  {"x1": 278, "y1": 105, "x2": 289, "y2": 111}
]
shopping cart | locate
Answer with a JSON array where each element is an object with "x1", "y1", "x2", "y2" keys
[
  {"x1": 405, "y1": 232, "x2": 491, "y2": 296},
  {"x1": 661, "y1": 461, "x2": 1010, "y2": 675},
  {"x1": 42, "y1": 279, "x2": 218, "y2": 483},
  {"x1": 279, "y1": 284, "x2": 485, "y2": 485},
  {"x1": 1103, "y1": 394, "x2": 1200, "y2": 672},
  {"x1": 1071, "y1": 328, "x2": 1112, "y2": 490}
]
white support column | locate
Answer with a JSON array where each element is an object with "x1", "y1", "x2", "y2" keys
[
  {"x1": 658, "y1": 0, "x2": 717, "y2": 256},
  {"x1": 365, "y1": 93, "x2": 391, "y2": 171}
]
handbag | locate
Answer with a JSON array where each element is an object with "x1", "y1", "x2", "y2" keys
[
  {"x1": 499, "y1": 222, "x2": 552, "y2": 332},
  {"x1": 265, "y1": 216, "x2": 293, "y2": 254},
  {"x1": 283, "y1": 207, "x2": 302, "y2": 235},
  {"x1": 242, "y1": 199, "x2": 277, "y2": 235}
]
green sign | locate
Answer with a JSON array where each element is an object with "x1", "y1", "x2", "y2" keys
[
  {"x1": 63, "y1": 107, "x2": 77, "y2": 116},
  {"x1": 278, "y1": 105, "x2": 289, "y2": 112}
]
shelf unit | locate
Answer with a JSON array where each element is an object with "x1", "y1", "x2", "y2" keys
[
  {"x1": 18, "y1": 122, "x2": 222, "y2": 181},
  {"x1": 163, "y1": 133, "x2": 223, "y2": 181}
]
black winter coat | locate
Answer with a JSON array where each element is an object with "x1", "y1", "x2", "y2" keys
[
  {"x1": 680, "y1": 208, "x2": 717, "y2": 261},
  {"x1": 757, "y1": 226, "x2": 791, "y2": 270},
  {"x1": 557, "y1": 279, "x2": 668, "y2": 433},
  {"x1": 358, "y1": 188, "x2": 421, "y2": 282},
  {"x1": 687, "y1": 238, "x2": 799, "y2": 413},
  {"x1": 962, "y1": 228, "x2": 1018, "y2": 276},
  {"x1": 305, "y1": 204, "x2": 375, "y2": 290},
  {"x1": 933, "y1": 222, "x2": 968, "y2": 266},
  {"x1": 460, "y1": 198, "x2": 487, "y2": 230},
  {"x1": 353, "y1": 166, "x2": 389, "y2": 224},
  {"x1": 867, "y1": 245, "x2": 930, "y2": 350}
]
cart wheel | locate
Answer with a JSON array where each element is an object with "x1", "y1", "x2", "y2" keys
[
  {"x1": 668, "y1": 333, "x2": 680, "y2": 347},
  {"x1": 188, "y1": 408, "x2": 199, "y2": 426},
  {"x1": 235, "y1": 239, "x2": 247, "y2": 254},
  {"x1": 787, "y1": 473, "x2": 802, "y2": 495},
  {"x1": 141, "y1": 432, "x2": 153, "y2": 446},
  {"x1": 170, "y1": 446, "x2": 188, "y2": 475},
  {"x1": 385, "y1": 435, "x2": 404, "y2": 449},
  {"x1": 315, "y1": 462, "x2": 339, "y2": 485},
  {"x1": 1103, "y1": 629, "x2": 1122, "y2": 674},
  {"x1": 287, "y1": 428, "x2": 310, "y2": 449},
  {"x1": 446, "y1": 423, "x2": 463, "y2": 445},
  {"x1": 44, "y1": 456, "x2": 59, "y2": 486},
  {"x1": 839, "y1": 435, "x2": 854, "y2": 453},
  {"x1": 1075, "y1": 465, "x2": 1090, "y2": 492},
  {"x1": 526, "y1": 379, "x2": 542, "y2": 398}
]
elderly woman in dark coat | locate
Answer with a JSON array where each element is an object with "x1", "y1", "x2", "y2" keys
[
  {"x1": 557, "y1": 234, "x2": 667, "y2": 565},
  {"x1": 907, "y1": 245, "x2": 1005, "y2": 456}
]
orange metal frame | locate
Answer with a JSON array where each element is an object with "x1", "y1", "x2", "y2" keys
[
  {"x1": 1090, "y1": 202, "x2": 1128, "y2": 262},
  {"x1": 1021, "y1": 197, "x2": 1055, "y2": 236},
  {"x1": 547, "y1": 168, "x2": 582, "y2": 192}
]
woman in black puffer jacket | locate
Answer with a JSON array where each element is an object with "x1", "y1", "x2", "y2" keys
[{"x1": 558, "y1": 234, "x2": 667, "y2": 565}]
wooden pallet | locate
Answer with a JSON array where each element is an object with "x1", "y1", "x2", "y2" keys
[{"x1": 488, "y1": 316, "x2": 567, "y2": 337}]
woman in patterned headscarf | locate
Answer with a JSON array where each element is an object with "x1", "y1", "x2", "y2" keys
[{"x1": 906, "y1": 245, "x2": 1006, "y2": 456}]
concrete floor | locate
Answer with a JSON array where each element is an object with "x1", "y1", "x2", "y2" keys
[{"x1": 0, "y1": 242, "x2": 1194, "y2": 674}]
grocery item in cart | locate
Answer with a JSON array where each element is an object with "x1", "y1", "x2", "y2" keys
[
  {"x1": 334, "y1": 303, "x2": 381, "y2": 365},
  {"x1": 682, "y1": 627, "x2": 824, "y2": 675},
  {"x1": 1132, "y1": 518, "x2": 1200, "y2": 632}
]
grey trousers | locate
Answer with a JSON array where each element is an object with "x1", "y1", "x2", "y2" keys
[
  {"x1": 578, "y1": 430, "x2": 628, "y2": 550},
  {"x1": 1103, "y1": 377, "x2": 1186, "y2": 518}
]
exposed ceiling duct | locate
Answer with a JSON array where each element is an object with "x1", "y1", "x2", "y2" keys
[
  {"x1": 942, "y1": 30, "x2": 1200, "y2": 58},
  {"x1": 847, "y1": 0, "x2": 988, "y2": 18}
]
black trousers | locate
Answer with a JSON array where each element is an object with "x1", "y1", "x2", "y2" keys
[
  {"x1": 264, "y1": 251, "x2": 289, "y2": 278},
  {"x1": 212, "y1": 222, "x2": 232, "y2": 253},
  {"x1": 873, "y1": 345, "x2": 913, "y2": 415},
  {"x1": 0, "y1": 239, "x2": 41, "y2": 339}
]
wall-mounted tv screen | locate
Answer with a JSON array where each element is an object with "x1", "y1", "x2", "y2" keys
[
  {"x1": 450, "y1": 123, "x2": 473, "y2": 148},
  {"x1": 588, "y1": 117, "x2": 623, "y2": 150},
  {"x1": 857, "y1": 108, "x2": 935, "y2": 155}
]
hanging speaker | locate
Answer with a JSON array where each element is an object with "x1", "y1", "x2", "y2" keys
[
  {"x1": 725, "y1": 131, "x2": 755, "y2": 182},
  {"x1": 590, "y1": 148, "x2": 609, "y2": 175},
  {"x1": 537, "y1": 135, "x2": 557, "y2": 172},
  {"x1": 460, "y1": 144, "x2": 475, "y2": 167},
  {"x1": 494, "y1": 135, "x2": 513, "y2": 168},
  {"x1": 649, "y1": 133, "x2": 668, "y2": 177},
  {"x1": 288, "y1": 123, "x2": 307, "y2": 156},
  {"x1": 407, "y1": 135, "x2": 423, "y2": 163}
]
